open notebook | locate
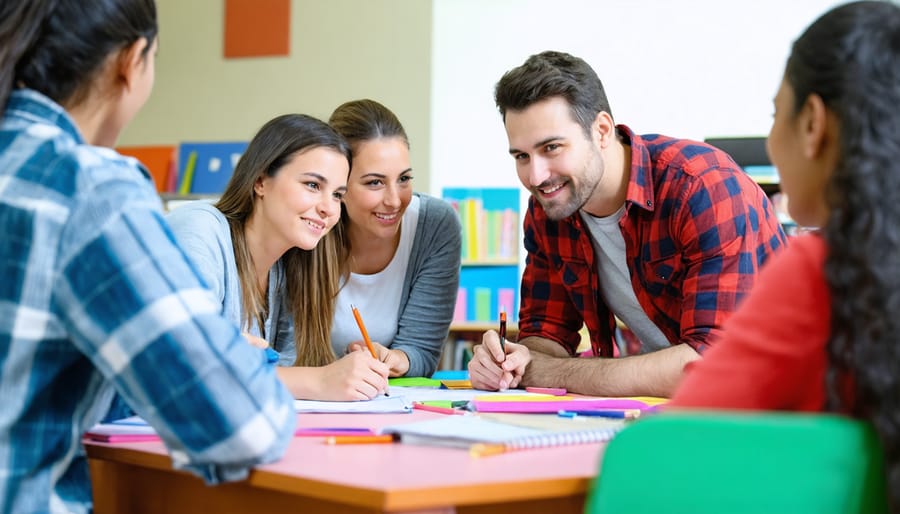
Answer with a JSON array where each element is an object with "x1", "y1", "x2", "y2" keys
[
  {"x1": 293, "y1": 395, "x2": 412, "y2": 414},
  {"x1": 85, "y1": 416, "x2": 159, "y2": 443},
  {"x1": 381, "y1": 413, "x2": 626, "y2": 456}
]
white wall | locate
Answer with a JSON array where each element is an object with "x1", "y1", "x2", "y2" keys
[
  {"x1": 429, "y1": 0, "x2": 843, "y2": 195},
  {"x1": 121, "y1": 0, "x2": 434, "y2": 193}
]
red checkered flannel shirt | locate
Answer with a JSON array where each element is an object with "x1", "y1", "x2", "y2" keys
[{"x1": 517, "y1": 125, "x2": 787, "y2": 357}]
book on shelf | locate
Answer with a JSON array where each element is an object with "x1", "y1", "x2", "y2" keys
[
  {"x1": 449, "y1": 198, "x2": 519, "y2": 262},
  {"x1": 116, "y1": 145, "x2": 177, "y2": 193},
  {"x1": 442, "y1": 188, "x2": 519, "y2": 263},
  {"x1": 176, "y1": 141, "x2": 248, "y2": 195},
  {"x1": 443, "y1": 187, "x2": 522, "y2": 323}
]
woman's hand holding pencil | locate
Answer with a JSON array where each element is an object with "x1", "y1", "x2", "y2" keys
[
  {"x1": 312, "y1": 350, "x2": 389, "y2": 401},
  {"x1": 350, "y1": 305, "x2": 392, "y2": 396},
  {"x1": 347, "y1": 339, "x2": 410, "y2": 377}
]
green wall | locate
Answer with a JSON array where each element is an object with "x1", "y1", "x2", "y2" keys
[{"x1": 120, "y1": 0, "x2": 433, "y2": 193}]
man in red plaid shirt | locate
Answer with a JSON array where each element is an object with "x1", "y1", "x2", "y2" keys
[{"x1": 468, "y1": 51, "x2": 787, "y2": 397}]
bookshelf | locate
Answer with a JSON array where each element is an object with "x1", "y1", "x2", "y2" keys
[
  {"x1": 117, "y1": 142, "x2": 246, "y2": 193},
  {"x1": 117, "y1": 142, "x2": 246, "y2": 212},
  {"x1": 443, "y1": 187, "x2": 521, "y2": 325}
]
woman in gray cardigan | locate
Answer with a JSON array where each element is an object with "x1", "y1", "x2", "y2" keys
[{"x1": 323, "y1": 99, "x2": 461, "y2": 377}]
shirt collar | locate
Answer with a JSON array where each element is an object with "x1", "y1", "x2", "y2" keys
[
  {"x1": 553, "y1": 124, "x2": 657, "y2": 229},
  {"x1": 617, "y1": 124, "x2": 656, "y2": 213},
  {"x1": 5, "y1": 88, "x2": 84, "y2": 144}
]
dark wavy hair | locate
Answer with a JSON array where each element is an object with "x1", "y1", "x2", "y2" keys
[
  {"x1": 786, "y1": 1, "x2": 900, "y2": 508},
  {"x1": 494, "y1": 50, "x2": 613, "y2": 138},
  {"x1": 0, "y1": 0, "x2": 157, "y2": 110}
]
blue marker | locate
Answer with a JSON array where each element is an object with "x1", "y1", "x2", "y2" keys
[{"x1": 557, "y1": 410, "x2": 629, "y2": 419}]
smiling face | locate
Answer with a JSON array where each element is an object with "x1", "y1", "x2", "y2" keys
[
  {"x1": 504, "y1": 96, "x2": 604, "y2": 220},
  {"x1": 252, "y1": 146, "x2": 349, "y2": 252},
  {"x1": 343, "y1": 137, "x2": 413, "y2": 241}
]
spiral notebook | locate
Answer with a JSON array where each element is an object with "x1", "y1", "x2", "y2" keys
[{"x1": 381, "y1": 413, "x2": 626, "y2": 456}]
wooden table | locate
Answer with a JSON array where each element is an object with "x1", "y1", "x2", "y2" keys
[{"x1": 86, "y1": 410, "x2": 604, "y2": 514}]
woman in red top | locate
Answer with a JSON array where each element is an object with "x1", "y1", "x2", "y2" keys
[{"x1": 670, "y1": 1, "x2": 900, "y2": 507}]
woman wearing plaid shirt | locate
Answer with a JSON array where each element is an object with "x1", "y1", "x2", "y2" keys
[{"x1": 0, "y1": 1, "x2": 295, "y2": 512}]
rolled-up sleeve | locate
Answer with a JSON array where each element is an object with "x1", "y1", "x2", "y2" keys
[{"x1": 56, "y1": 178, "x2": 295, "y2": 483}]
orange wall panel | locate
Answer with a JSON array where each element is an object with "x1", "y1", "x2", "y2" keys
[{"x1": 224, "y1": 0, "x2": 291, "y2": 58}]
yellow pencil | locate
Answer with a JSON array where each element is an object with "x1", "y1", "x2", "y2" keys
[
  {"x1": 325, "y1": 435, "x2": 396, "y2": 445},
  {"x1": 470, "y1": 443, "x2": 507, "y2": 458}
]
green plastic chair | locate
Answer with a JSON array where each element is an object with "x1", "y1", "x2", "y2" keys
[{"x1": 585, "y1": 411, "x2": 888, "y2": 514}]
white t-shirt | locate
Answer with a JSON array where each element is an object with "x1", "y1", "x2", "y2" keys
[{"x1": 331, "y1": 196, "x2": 420, "y2": 354}]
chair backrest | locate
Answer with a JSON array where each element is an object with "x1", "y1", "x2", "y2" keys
[{"x1": 585, "y1": 411, "x2": 888, "y2": 514}]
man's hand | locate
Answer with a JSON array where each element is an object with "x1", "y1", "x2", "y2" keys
[{"x1": 468, "y1": 329, "x2": 531, "y2": 390}]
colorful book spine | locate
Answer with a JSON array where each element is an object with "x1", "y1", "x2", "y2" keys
[
  {"x1": 453, "y1": 287, "x2": 467, "y2": 322},
  {"x1": 474, "y1": 287, "x2": 492, "y2": 322},
  {"x1": 465, "y1": 199, "x2": 480, "y2": 261},
  {"x1": 497, "y1": 288, "x2": 515, "y2": 319},
  {"x1": 177, "y1": 150, "x2": 197, "y2": 195}
]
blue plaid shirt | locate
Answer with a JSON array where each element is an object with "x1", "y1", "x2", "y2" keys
[{"x1": 0, "y1": 90, "x2": 296, "y2": 514}]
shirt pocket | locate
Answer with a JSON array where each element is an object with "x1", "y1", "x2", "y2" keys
[
  {"x1": 639, "y1": 252, "x2": 683, "y2": 298},
  {"x1": 553, "y1": 255, "x2": 594, "y2": 312}
]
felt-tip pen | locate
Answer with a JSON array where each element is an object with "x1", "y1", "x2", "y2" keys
[
  {"x1": 557, "y1": 410, "x2": 631, "y2": 419},
  {"x1": 498, "y1": 308, "x2": 507, "y2": 352}
]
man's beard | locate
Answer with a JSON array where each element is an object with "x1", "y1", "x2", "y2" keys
[{"x1": 535, "y1": 151, "x2": 603, "y2": 221}]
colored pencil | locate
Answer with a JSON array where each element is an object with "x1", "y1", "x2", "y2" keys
[
  {"x1": 350, "y1": 304, "x2": 390, "y2": 396},
  {"x1": 557, "y1": 410, "x2": 636, "y2": 419},
  {"x1": 295, "y1": 428, "x2": 375, "y2": 437},
  {"x1": 324, "y1": 434, "x2": 396, "y2": 445},
  {"x1": 525, "y1": 387, "x2": 567, "y2": 396},
  {"x1": 350, "y1": 304, "x2": 378, "y2": 359},
  {"x1": 412, "y1": 402, "x2": 466, "y2": 416},
  {"x1": 470, "y1": 443, "x2": 507, "y2": 458}
]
